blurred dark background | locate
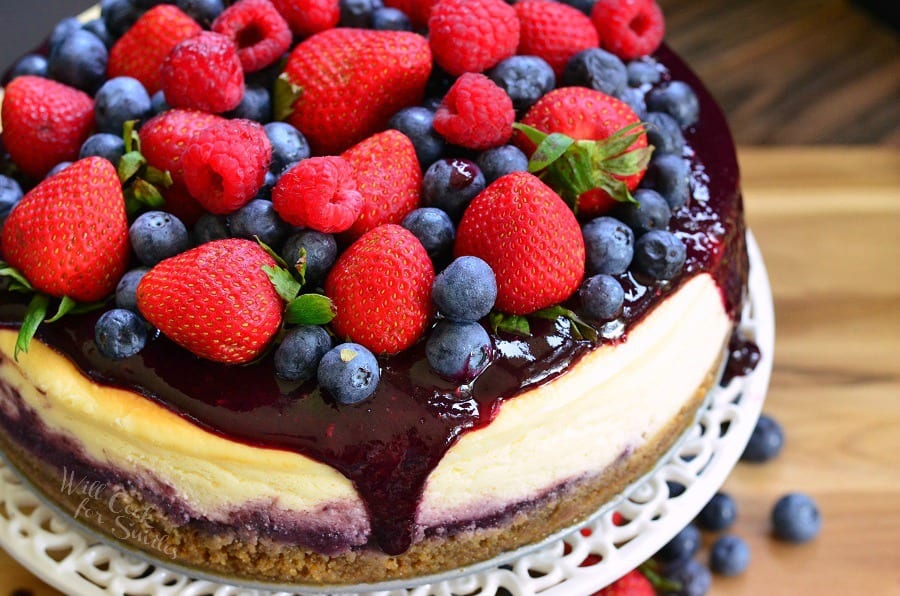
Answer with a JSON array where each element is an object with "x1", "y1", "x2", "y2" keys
[{"x1": 1, "y1": 0, "x2": 898, "y2": 145}]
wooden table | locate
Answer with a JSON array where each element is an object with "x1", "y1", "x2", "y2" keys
[{"x1": 1, "y1": 147, "x2": 898, "y2": 594}]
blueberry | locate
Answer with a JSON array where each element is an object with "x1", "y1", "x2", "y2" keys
[
  {"x1": 264, "y1": 122, "x2": 310, "y2": 175},
  {"x1": 275, "y1": 326, "x2": 333, "y2": 382},
  {"x1": 94, "y1": 77, "x2": 152, "y2": 136},
  {"x1": 614, "y1": 188, "x2": 672, "y2": 236},
  {"x1": 477, "y1": 145, "x2": 528, "y2": 184},
  {"x1": 0, "y1": 175, "x2": 24, "y2": 221},
  {"x1": 150, "y1": 90, "x2": 170, "y2": 116},
  {"x1": 741, "y1": 413, "x2": 785, "y2": 463},
  {"x1": 176, "y1": 0, "x2": 226, "y2": 28},
  {"x1": 709, "y1": 535, "x2": 750, "y2": 576},
  {"x1": 487, "y1": 56, "x2": 556, "y2": 115},
  {"x1": 426, "y1": 320, "x2": 493, "y2": 382},
  {"x1": 663, "y1": 559, "x2": 712, "y2": 596},
  {"x1": 632, "y1": 229, "x2": 686, "y2": 281},
  {"x1": 696, "y1": 492, "x2": 738, "y2": 532},
  {"x1": 645, "y1": 111, "x2": 686, "y2": 156},
  {"x1": 115, "y1": 267, "x2": 150, "y2": 312},
  {"x1": 626, "y1": 58, "x2": 662, "y2": 87},
  {"x1": 582, "y1": 216, "x2": 634, "y2": 276},
  {"x1": 227, "y1": 86, "x2": 272, "y2": 123},
  {"x1": 432, "y1": 256, "x2": 497, "y2": 322},
  {"x1": 771, "y1": 493, "x2": 821, "y2": 543},
  {"x1": 129, "y1": 211, "x2": 191, "y2": 266},
  {"x1": 579, "y1": 274, "x2": 624, "y2": 322},
  {"x1": 227, "y1": 199, "x2": 290, "y2": 248},
  {"x1": 255, "y1": 170, "x2": 278, "y2": 202},
  {"x1": 48, "y1": 17, "x2": 83, "y2": 52},
  {"x1": 372, "y1": 7, "x2": 413, "y2": 30},
  {"x1": 192, "y1": 213, "x2": 230, "y2": 245},
  {"x1": 339, "y1": 0, "x2": 384, "y2": 27},
  {"x1": 642, "y1": 153, "x2": 690, "y2": 210},
  {"x1": 388, "y1": 107, "x2": 444, "y2": 168},
  {"x1": 422, "y1": 158, "x2": 485, "y2": 221},
  {"x1": 80, "y1": 133, "x2": 126, "y2": 165},
  {"x1": 82, "y1": 18, "x2": 114, "y2": 49},
  {"x1": 281, "y1": 230, "x2": 338, "y2": 289},
  {"x1": 95, "y1": 309, "x2": 148, "y2": 360},
  {"x1": 647, "y1": 81, "x2": 700, "y2": 129},
  {"x1": 48, "y1": 29, "x2": 109, "y2": 94},
  {"x1": 401, "y1": 207, "x2": 455, "y2": 267},
  {"x1": 318, "y1": 343, "x2": 381, "y2": 405},
  {"x1": 563, "y1": 48, "x2": 627, "y2": 97},
  {"x1": 101, "y1": 0, "x2": 145, "y2": 39},
  {"x1": 47, "y1": 162, "x2": 73, "y2": 178},
  {"x1": 616, "y1": 86, "x2": 646, "y2": 119},
  {"x1": 10, "y1": 54, "x2": 48, "y2": 79},
  {"x1": 655, "y1": 523, "x2": 701, "y2": 563}
]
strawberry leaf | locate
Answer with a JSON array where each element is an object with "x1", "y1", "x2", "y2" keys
[
  {"x1": 118, "y1": 151, "x2": 146, "y2": 184},
  {"x1": 534, "y1": 305, "x2": 599, "y2": 342},
  {"x1": 285, "y1": 294, "x2": 336, "y2": 326},
  {"x1": 255, "y1": 237, "x2": 290, "y2": 269},
  {"x1": 529, "y1": 133, "x2": 575, "y2": 172},
  {"x1": 0, "y1": 264, "x2": 34, "y2": 293},
  {"x1": 122, "y1": 119, "x2": 141, "y2": 154},
  {"x1": 15, "y1": 293, "x2": 48, "y2": 359},
  {"x1": 601, "y1": 146, "x2": 654, "y2": 177},
  {"x1": 488, "y1": 312, "x2": 531, "y2": 336},
  {"x1": 45, "y1": 295, "x2": 77, "y2": 323},
  {"x1": 263, "y1": 265, "x2": 302, "y2": 303},
  {"x1": 143, "y1": 166, "x2": 173, "y2": 189},
  {"x1": 125, "y1": 179, "x2": 166, "y2": 216},
  {"x1": 512, "y1": 122, "x2": 548, "y2": 147},
  {"x1": 274, "y1": 73, "x2": 303, "y2": 122}
]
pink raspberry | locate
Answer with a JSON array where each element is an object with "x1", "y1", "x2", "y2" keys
[
  {"x1": 181, "y1": 119, "x2": 272, "y2": 214},
  {"x1": 592, "y1": 0, "x2": 665, "y2": 60},
  {"x1": 272, "y1": 157, "x2": 364, "y2": 233},
  {"x1": 161, "y1": 31, "x2": 245, "y2": 113},
  {"x1": 270, "y1": 0, "x2": 340, "y2": 38},
  {"x1": 515, "y1": 0, "x2": 600, "y2": 77},
  {"x1": 212, "y1": 0, "x2": 292, "y2": 72},
  {"x1": 433, "y1": 73, "x2": 515, "y2": 151},
  {"x1": 428, "y1": 0, "x2": 520, "y2": 76}
]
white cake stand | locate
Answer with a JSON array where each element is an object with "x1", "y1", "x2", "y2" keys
[{"x1": 0, "y1": 233, "x2": 774, "y2": 596}]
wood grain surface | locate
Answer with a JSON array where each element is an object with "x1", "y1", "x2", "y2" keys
[{"x1": 0, "y1": 146, "x2": 897, "y2": 594}]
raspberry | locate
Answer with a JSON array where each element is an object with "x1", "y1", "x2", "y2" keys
[
  {"x1": 428, "y1": 0, "x2": 519, "y2": 76},
  {"x1": 212, "y1": 0, "x2": 292, "y2": 72},
  {"x1": 433, "y1": 73, "x2": 515, "y2": 151},
  {"x1": 514, "y1": 0, "x2": 600, "y2": 77},
  {"x1": 181, "y1": 119, "x2": 272, "y2": 214},
  {"x1": 272, "y1": 156, "x2": 364, "y2": 233},
  {"x1": 383, "y1": 0, "x2": 438, "y2": 28},
  {"x1": 592, "y1": 0, "x2": 665, "y2": 60},
  {"x1": 271, "y1": 0, "x2": 340, "y2": 37},
  {"x1": 161, "y1": 32, "x2": 245, "y2": 113}
]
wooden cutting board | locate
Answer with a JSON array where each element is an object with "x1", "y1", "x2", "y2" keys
[{"x1": 1, "y1": 147, "x2": 898, "y2": 594}]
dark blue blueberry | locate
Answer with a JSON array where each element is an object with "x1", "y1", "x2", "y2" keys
[
  {"x1": 579, "y1": 274, "x2": 624, "y2": 322},
  {"x1": 422, "y1": 95, "x2": 443, "y2": 113},
  {"x1": 48, "y1": 29, "x2": 109, "y2": 94},
  {"x1": 129, "y1": 210, "x2": 191, "y2": 266},
  {"x1": 614, "y1": 188, "x2": 671, "y2": 236},
  {"x1": 47, "y1": 162, "x2": 73, "y2": 178},
  {"x1": 246, "y1": 56, "x2": 288, "y2": 89},
  {"x1": 82, "y1": 18, "x2": 114, "y2": 49},
  {"x1": 339, "y1": 0, "x2": 384, "y2": 28},
  {"x1": 318, "y1": 343, "x2": 381, "y2": 405},
  {"x1": 632, "y1": 229, "x2": 686, "y2": 281},
  {"x1": 582, "y1": 216, "x2": 634, "y2": 276},
  {"x1": 264, "y1": 122, "x2": 310, "y2": 175},
  {"x1": 662, "y1": 559, "x2": 712, "y2": 596},
  {"x1": 80, "y1": 133, "x2": 126, "y2": 165},
  {"x1": 115, "y1": 267, "x2": 150, "y2": 312},
  {"x1": 645, "y1": 111, "x2": 686, "y2": 156},
  {"x1": 101, "y1": 0, "x2": 145, "y2": 39},
  {"x1": 134, "y1": 0, "x2": 169, "y2": 8},
  {"x1": 227, "y1": 199, "x2": 290, "y2": 248},
  {"x1": 281, "y1": 230, "x2": 338, "y2": 289},
  {"x1": 647, "y1": 81, "x2": 700, "y2": 128},
  {"x1": 741, "y1": 413, "x2": 785, "y2": 463},
  {"x1": 95, "y1": 309, "x2": 148, "y2": 359},
  {"x1": 422, "y1": 158, "x2": 485, "y2": 221},
  {"x1": 641, "y1": 153, "x2": 690, "y2": 210},
  {"x1": 10, "y1": 54, "x2": 48, "y2": 79},
  {"x1": 48, "y1": 17, "x2": 84, "y2": 52},
  {"x1": 255, "y1": 170, "x2": 278, "y2": 202},
  {"x1": 563, "y1": 48, "x2": 627, "y2": 97},
  {"x1": 556, "y1": 0, "x2": 595, "y2": 15},
  {"x1": 487, "y1": 55, "x2": 556, "y2": 115},
  {"x1": 477, "y1": 145, "x2": 528, "y2": 184},
  {"x1": 150, "y1": 90, "x2": 170, "y2": 116},
  {"x1": 0, "y1": 175, "x2": 24, "y2": 221},
  {"x1": 626, "y1": 58, "x2": 662, "y2": 87},
  {"x1": 274, "y1": 326, "x2": 333, "y2": 382},
  {"x1": 616, "y1": 86, "x2": 646, "y2": 119},
  {"x1": 192, "y1": 213, "x2": 230, "y2": 245},
  {"x1": 696, "y1": 492, "x2": 738, "y2": 532},
  {"x1": 432, "y1": 256, "x2": 497, "y2": 322},
  {"x1": 227, "y1": 86, "x2": 272, "y2": 123},
  {"x1": 709, "y1": 535, "x2": 750, "y2": 576},
  {"x1": 426, "y1": 320, "x2": 493, "y2": 382},
  {"x1": 425, "y1": 66, "x2": 456, "y2": 103},
  {"x1": 656, "y1": 523, "x2": 701, "y2": 563},
  {"x1": 95, "y1": 77, "x2": 152, "y2": 135},
  {"x1": 771, "y1": 493, "x2": 821, "y2": 543},
  {"x1": 176, "y1": 0, "x2": 225, "y2": 27},
  {"x1": 388, "y1": 107, "x2": 444, "y2": 168},
  {"x1": 401, "y1": 207, "x2": 455, "y2": 267},
  {"x1": 372, "y1": 7, "x2": 413, "y2": 30}
]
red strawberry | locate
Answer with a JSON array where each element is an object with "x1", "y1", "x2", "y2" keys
[
  {"x1": 140, "y1": 109, "x2": 225, "y2": 184},
  {"x1": 592, "y1": 0, "x2": 665, "y2": 61},
  {"x1": 1, "y1": 76, "x2": 94, "y2": 179},
  {"x1": 278, "y1": 28, "x2": 431, "y2": 155},
  {"x1": 136, "y1": 239, "x2": 283, "y2": 364},
  {"x1": 270, "y1": 0, "x2": 340, "y2": 38},
  {"x1": 325, "y1": 225, "x2": 434, "y2": 354},
  {"x1": 107, "y1": 5, "x2": 202, "y2": 95},
  {"x1": 515, "y1": 87, "x2": 651, "y2": 217},
  {"x1": 383, "y1": 0, "x2": 439, "y2": 28},
  {"x1": 514, "y1": 0, "x2": 600, "y2": 77},
  {"x1": 212, "y1": 0, "x2": 292, "y2": 73},
  {"x1": 341, "y1": 130, "x2": 422, "y2": 240},
  {"x1": 428, "y1": 0, "x2": 520, "y2": 76},
  {"x1": 454, "y1": 172, "x2": 585, "y2": 315},
  {"x1": 1, "y1": 157, "x2": 129, "y2": 302},
  {"x1": 594, "y1": 569, "x2": 655, "y2": 596}
]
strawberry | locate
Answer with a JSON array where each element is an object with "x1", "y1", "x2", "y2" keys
[
  {"x1": 140, "y1": 109, "x2": 225, "y2": 184},
  {"x1": 136, "y1": 239, "x2": 283, "y2": 364},
  {"x1": 514, "y1": 0, "x2": 600, "y2": 77},
  {"x1": 383, "y1": 0, "x2": 439, "y2": 29},
  {"x1": 594, "y1": 569, "x2": 655, "y2": 596},
  {"x1": 341, "y1": 130, "x2": 422, "y2": 240},
  {"x1": 276, "y1": 28, "x2": 431, "y2": 155},
  {"x1": 325, "y1": 225, "x2": 434, "y2": 354},
  {"x1": 107, "y1": 5, "x2": 203, "y2": 95},
  {"x1": 0, "y1": 76, "x2": 94, "y2": 180},
  {"x1": 270, "y1": 0, "x2": 340, "y2": 38},
  {"x1": 454, "y1": 172, "x2": 585, "y2": 315},
  {"x1": 515, "y1": 87, "x2": 652, "y2": 217}
]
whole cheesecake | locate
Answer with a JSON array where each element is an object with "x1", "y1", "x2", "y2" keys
[{"x1": 0, "y1": 0, "x2": 753, "y2": 588}]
